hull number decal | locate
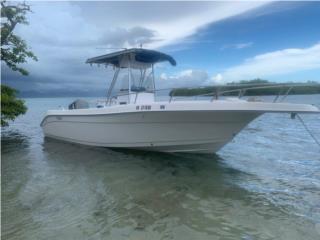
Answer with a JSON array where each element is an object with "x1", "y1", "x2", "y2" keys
[
  {"x1": 136, "y1": 105, "x2": 151, "y2": 110},
  {"x1": 136, "y1": 105, "x2": 165, "y2": 110}
]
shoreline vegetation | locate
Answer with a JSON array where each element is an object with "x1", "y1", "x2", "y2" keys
[
  {"x1": 16, "y1": 79, "x2": 320, "y2": 98},
  {"x1": 169, "y1": 79, "x2": 320, "y2": 97},
  {"x1": 1, "y1": 1, "x2": 37, "y2": 126}
]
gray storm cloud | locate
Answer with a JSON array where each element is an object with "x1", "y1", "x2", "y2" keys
[{"x1": 1, "y1": 1, "x2": 267, "y2": 96}]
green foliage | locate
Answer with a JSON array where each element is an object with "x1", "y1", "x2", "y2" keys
[
  {"x1": 170, "y1": 79, "x2": 320, "y2": 97},
  {"x1": 1, "y1": 85, "x2": 27, "y2": 126},
  {"x1": 228, "y1": 78, "x2": 270, "y2": 85},
  {"x1": 1, "y1": 1, "x2": 36, "y2": 126},
  {"x1": 1, "y1": 0, "x2": 38, "y2": 75}
]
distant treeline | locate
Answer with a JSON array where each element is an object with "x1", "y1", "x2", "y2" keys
[{"x1": 170, "y1": 79, "x2": 320, "y2": 97}]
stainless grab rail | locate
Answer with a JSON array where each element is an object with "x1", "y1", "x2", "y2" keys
[{"x1": 103, "y1": 83, "x2": 319, "y2": 105}]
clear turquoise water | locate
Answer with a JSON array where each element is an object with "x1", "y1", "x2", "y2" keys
[{"x1": 2, "y1": 95, "x2": 320, "y2": 240}]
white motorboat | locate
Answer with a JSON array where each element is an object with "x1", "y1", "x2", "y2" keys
[{"x1": 41, "y1": 48, "x2": 319, "y2": 153}]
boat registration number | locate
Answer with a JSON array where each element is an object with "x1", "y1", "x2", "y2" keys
[
  {"x1": 136, "y1": 105, "x2": 166, "y2": 110},
  {"x1": 136, "y1": 105, "x2": 151, "y2": 110}
]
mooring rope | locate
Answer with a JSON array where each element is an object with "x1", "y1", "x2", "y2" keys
[{"x1": 296, "y1": 114, "x2": 320, "y2": 148}]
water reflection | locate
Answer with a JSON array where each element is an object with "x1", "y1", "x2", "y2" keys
[
  {"x1": 2, "y1": 94, "x2": 320, "y2": 239},
  {"x1": 1, "y1": 130, "x2": 30, "y2": 152},
  {"x1": 1, "y1": 130, "x2": 36, "y2": 239},
  {"x1": 40, "y1": 140, "x2": 255, "y2": 238}
]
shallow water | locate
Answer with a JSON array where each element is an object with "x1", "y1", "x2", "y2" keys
[{"x1": 2, "y1": 95, "x2": 320, "y2": 240}]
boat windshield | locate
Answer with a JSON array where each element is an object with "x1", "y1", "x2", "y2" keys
[
  {"x1": 111, "y1": 65, "x2": 155, "y2": 97},
  {"x1": 129, "y1": 67, "x2": 155, "y2": 92},
  {"x1": 86, "y1": 48, "x2": 175, "y2": 104}
]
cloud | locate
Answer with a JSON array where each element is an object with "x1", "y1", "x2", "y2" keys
[
  {"x1": 75, "y1": 1, "x2": 268, "y2": 48},
  {"x1": 213, "y1": 42, "x2": 320, "y2": 82},
  {"x1": 158, "y1": 69, "x2": 209, "y2": 89},
  {"x1": 99, "y1": 27, "x2": 157, "y2": 48},
  {"x1": 143, "y1": 2, "x2": 267, "y2": 48},
  {"x1": 221, "y1": 42, "x2": 253, "y2": 50},
  {"x1": 212, "y1": 73, "x2": 223, "y2": 84},
  {"x1": 1, "y1": 1, "x2": 268, "y2": 94}
]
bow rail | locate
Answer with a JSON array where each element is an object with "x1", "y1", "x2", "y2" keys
[{"x1": 101, "y1": 83, "x2": 319, "y2": 105}]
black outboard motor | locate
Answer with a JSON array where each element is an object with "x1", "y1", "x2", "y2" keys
[{"x1": 68, "y1": 99, "x2": 89, "y2": 110}]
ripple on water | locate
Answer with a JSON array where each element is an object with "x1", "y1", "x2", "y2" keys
[{"x1": 2, "y1": 95, "x2": 320, "y2": 239}]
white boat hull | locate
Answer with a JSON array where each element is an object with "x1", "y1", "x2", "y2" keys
[
  {"x1": 41, "y1": 111, "x2": 260, "y2": 153},
  {"x1": 41, "y1": 100, "x2": 319, "y2": 153}
]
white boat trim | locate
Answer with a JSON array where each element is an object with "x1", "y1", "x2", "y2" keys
[{"x1": 41, "y1": 48, "x2": 320, "y2": 153}]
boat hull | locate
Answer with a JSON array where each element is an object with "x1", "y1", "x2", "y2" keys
[{"x1": 41, "y1": 110, "x2": 261, "y2": 153}]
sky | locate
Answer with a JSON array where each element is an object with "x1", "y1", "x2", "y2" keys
[{"x1": 1, "y1": 1, "x2": 320, "y2": 97}]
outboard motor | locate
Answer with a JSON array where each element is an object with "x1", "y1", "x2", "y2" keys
[{"x1": 68, "y1": 99, "x2": 89, "y2": 110}]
